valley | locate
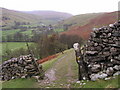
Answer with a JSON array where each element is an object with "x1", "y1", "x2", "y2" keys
[{"x1": 1, "y1": 7, "x2": 120, "y2": 89}]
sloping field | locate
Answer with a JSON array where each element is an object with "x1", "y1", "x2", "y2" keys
[
  {"x1": 58, "y1": 13, "x2": 103, "y2": 27},
  {"x1": 1, "y1": 8, "x2": 42, "y2": 26},
  {"x1": 1, "y1": 42, "x2": 33, "y2": 55},
  {"x1": 61, "y1": 11, "x2": 119, "y2": 40}
]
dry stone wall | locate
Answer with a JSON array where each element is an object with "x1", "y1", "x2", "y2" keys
[
  {"x1": 0, "y1": 55, "x2": 43, "y2": 81},
  {"x1": 83, "y1": 21, "x2": 120, "y2": 81}
]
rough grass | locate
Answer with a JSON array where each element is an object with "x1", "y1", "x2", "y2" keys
[
  {"x1": 1, "y1": 28, "x2": 63, "y2": 39},
  {"x1": 84, "y1": 76, "x2": 119, "y2": 88},
  {"x1": 42, "y1": 53, "x2": 65, "y2": 71},
  {"x1": 54, "y1": 28, "x2": 64, "y2": 32},
  {"x1": 2, "y1": 29, "x2": 33, "y2": 38},
  {"x1": 2, "y1": 78, "x2": 37, "y2": 88},
  {"x1": 1, "y1": 29, "x2": 20, "y2": 37},
  {"x1": 59, "y1": 13, "x2": 103, "y2": 27},
  {"x1": 21, "y1": 30, "x2": 33, "y2": 36},
  {"x1": 71, "y1": 75, "x2": 120, "y2": 88},
  {"x1": 1, "y1": 7, "x2": 42, "y2": 26},
  {"x1": 1, "y1": 42, "x2": 33, "y2": 55}
]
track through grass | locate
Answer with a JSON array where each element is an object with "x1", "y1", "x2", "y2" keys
[{"x1": 1, "y1": 49, "x2": 120, "y2": 88}]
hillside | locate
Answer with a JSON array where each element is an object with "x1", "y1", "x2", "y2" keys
[
  {"x1": 24, "y1": 10, "x2": 73, "y2": 25},
  {"x1": 61, "y1": 11, "x2": 119, "y2": 40},
  {"x1": 1, "y1": 8, "x2": 72, "y2": 26},
  {"x1": 0, "y1": 8, "x2": 43, "y2": 26},
  {"x1": 58, "y1": 13, "x2": 103, "y2": 27}
]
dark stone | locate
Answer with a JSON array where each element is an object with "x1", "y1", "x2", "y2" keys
[
  {"x1": 113, "y1": 32, "x2": 120, "y2": 37},
  {"x1": 1, "y1": 55, "x2": 43, "y2": 81}
]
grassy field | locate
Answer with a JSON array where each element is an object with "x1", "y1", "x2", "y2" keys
[
  {"x1": 21, "y1": 30, "x2": 33, "y2": 36},
  {"x1": 1, "y1": 29, "x2": 20, "y2": 37},
  {"x1": 2, "y1": 78, "x2": 37, "y2": 88},
  {"x1": 1, "y1": 29, "x2": 33, "y2": 39},
  {"x1": 71, "y1": 75, "x2": 120, "y2": 88},
  {"x1": 54, "y1": 28, "x2": 64, "y2": 32},
  {"x1": 1, "y1": 28, "x2": 63, "y2": 39},
  {"x1": 1, "y1": 42, "x2": 33, "y2": 55},
  {"x1": 58, "y1": 13, "x2": 103, "y2": 27}
]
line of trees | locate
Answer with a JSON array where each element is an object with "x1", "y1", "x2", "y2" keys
[
  {"x1": 2, "y1": 33, "x2": 83, "y2": 61},
  {"x1": 2, "y1": 24, "x2": 55, "y2": 42},
  {"x1": 2, "y1": 32, "x2": 31, "y2": 42}
]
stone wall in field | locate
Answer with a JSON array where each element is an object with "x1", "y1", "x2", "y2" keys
[
  {"x1": 83, "y1": 21, "x2": 120, "y2": 81},
  {"x1": 0, "y1": 55, "x2": 43, "y2": 81}
]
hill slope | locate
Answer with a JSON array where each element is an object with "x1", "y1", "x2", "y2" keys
[
  {"x1": 61, "y1": 11, "x2": 119, "y2": 40},
  {"x1": 24, "y1": 10, "x2": 73, "y2": 25},
  {"x1": 1, "y1": 8, "x2": 43, "y2": 26},
  {"x1": 1, "y1": 8, "x2": 72, "y2": 26},
  {"x1": 58, "y1": 13, "x2": 103, "y2": 27}
]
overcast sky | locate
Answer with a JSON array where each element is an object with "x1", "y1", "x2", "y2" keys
[{"x1": 0, "y1": 0, "x2": 119, "y2": 15}]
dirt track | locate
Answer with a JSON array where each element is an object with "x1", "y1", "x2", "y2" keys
[{"x1": 38, "y1": 49, "x2": 78, "y2": 88}]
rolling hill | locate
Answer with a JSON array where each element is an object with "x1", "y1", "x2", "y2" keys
[
  {"x1": 0, "y1": 7, "x2": 42, "y2": 26},
  {"x1": 57, "y1": 13, "x2": 103, "y2": 27},
  {"x1": 24, "y1": 10, "x2": 73, "y2": 25},
  {"x1": 61, "y1": 11, "x2": 119, "y2": 40},
  {"x1": 1, "y1": 7, "x2": 119, "y2": 41},
  {"x1": 0, "y1": 7, "x2": 73, "y2": 26}
]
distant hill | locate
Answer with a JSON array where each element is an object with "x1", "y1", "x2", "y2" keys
[
  {"x1": 24, "y1": 10, "x2": 73, "y2": 25},
  {"x1": 0, "y1": 8, "x2": 43, "y2": 26},
  {"x1": 61, "y1": 11, "x2": 119, "y2": 40},
  {"x1": 57, "y1": 13, "x2": 103, "y2": 27},
  {"x1": 1, "y1": 8, "x2": 73, "y2": 26}
]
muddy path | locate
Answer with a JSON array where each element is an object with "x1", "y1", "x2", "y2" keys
[{"x1": 38, "y1": 49, "x2": 78, "y2": 88}]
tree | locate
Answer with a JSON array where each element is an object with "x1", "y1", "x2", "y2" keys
[
  {"x1": 6, "y1": 35, "x2": 13, "y2": 42},
  {"x1": 13, "y1": 32, "x2": 23, "y2": 41},
  {"x1": 35, "y1": 34, "x2": 67, "y2": 59},
  {"x1": 60, "y1": 34, "x2": 83, "y2": 48}
]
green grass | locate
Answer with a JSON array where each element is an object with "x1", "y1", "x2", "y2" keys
[
  {"x1": 2, "y1": 75, "x2": 120, "y2": 88},
  {"x1": 1, "y1": 42, "x2": 33, "y2": 55},
  {"x1": 71, "y1": 75, "x2": 120, "y2": 88},
  {"x1": 2, "y1": 78, "x2": 37, "y2": 88},
  {"x1": 2, "y1": 7, "x2": 42, "y2": 26},
  {"x1": 21, "y1": 30, "x2": 33, "y2": 36},
  {"x1": 42, "y1": 53, "x2": 65, "y2": 71},
  {"x1": 56, "y1": 13, "x2": 103, "y2": 28},
  {"x1": 0, "y1": 43, "x2": 2, "y2": 56},
  {"x1": 54, "y1": 28, "x2": 64, "y2": 32},
  {"x1": 42, "y1": 57, "x2": 57, "y2": 71},
  {"x1": 1, "y1": 29, "x2": 20, "y2": 37},
  {"x1": 20, "y1": 25, "x2": 32, "y2": 27},
  {"x1": 41, "y1": 49, "x2": 71, "y2": 72},
  {"x1": 1, "y1": 29, "x2": 33, "y2": 38},
  {"x1": 83, "y1": 76, "x2": 120, "y2": 88}
]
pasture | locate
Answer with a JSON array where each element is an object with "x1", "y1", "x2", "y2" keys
[{"x1": 1, "y1": 42, "x2": 33, "y2": 55}]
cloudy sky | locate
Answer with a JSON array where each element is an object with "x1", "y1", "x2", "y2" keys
[{"x1": 0, "y1": 0, "x2": 119, "y2": 15}]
